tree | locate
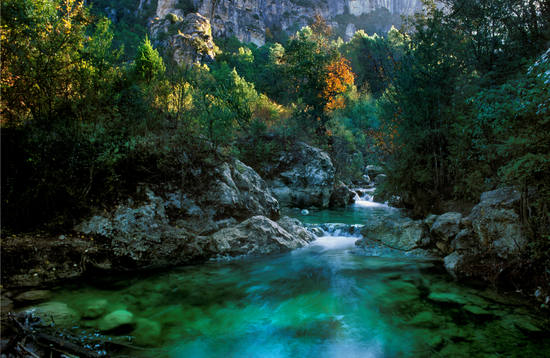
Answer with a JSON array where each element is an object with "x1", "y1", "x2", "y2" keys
[
  {"x1": 1, "y1": 0, "x2": 92, "y2": 124},
  {"x1": 284, "y1": 26, "x2": 338, "y2": 135},
  {"x1": 134, "y1": 35, "x2": 165, "y2": 84},
  {"x1": 323, "y1": 58, "x2": 355, "y2": 111}
]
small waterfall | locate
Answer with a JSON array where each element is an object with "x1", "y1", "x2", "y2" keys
[{"x1": 353, "y1": 187, "x2": 388, "y2": 208}]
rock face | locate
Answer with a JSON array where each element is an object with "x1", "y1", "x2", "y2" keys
[
  {"x1": 146, "y1": 0, "x2": 423, "y2": 46},
  {"x1": 150, "y1": 12, "x2": 217, "y2": 65},
  {"x1": 266, "y1": 142, "x2": 336, "y2": 208}
]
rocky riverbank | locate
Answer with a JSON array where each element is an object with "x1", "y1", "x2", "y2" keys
[
  {"x1": 1, "y1": 158, "x2": 316, "y2": 290},
  {"x1": 356, "y1": 186, "x2": 550, "y2": 307}
]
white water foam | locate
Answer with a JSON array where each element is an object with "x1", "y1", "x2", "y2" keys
[
  {"x1": 310, "y1": 235, "x2": 359, "y2": 250},
  {"x1": 353, "y1": 188, "x2": 390, "y2": 208}
]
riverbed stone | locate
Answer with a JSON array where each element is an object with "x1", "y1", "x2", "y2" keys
[
  {"x1": 133, "y1": 318, "x2": 162, "y2": 346},
  {"x1": 428, "y1": 292, "x2": 468, "y2": 306},
  {"x1": 14, "y1": 290, "x2": 51, "y2": 303},
  {"x1": 99, "y1": 309, "x2": 134, "y2": 332},
  {"x1": 82, "y1": 298, "x2": 109, "y2": 319},
  {"x1": 463, "y1": 305, "x2": 491, "y2": 316},
  {"x1": 409, "y1": 311, "x2": 438, "y2": 328},
  {"x1": 31, "y1": 301, "x2": 80, "y2": 326}
]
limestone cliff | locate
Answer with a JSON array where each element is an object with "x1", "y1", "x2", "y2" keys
[
  {"x1": 114, "y1": 0, "x2": 424, "y2": 47},
  {"x1": 192, "y1": 0, "x2": 423, "y2": 44}
]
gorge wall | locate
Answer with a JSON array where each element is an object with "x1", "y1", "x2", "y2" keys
[{"x1": 101, "y1": 0, "x2": 424, "y2": 46}]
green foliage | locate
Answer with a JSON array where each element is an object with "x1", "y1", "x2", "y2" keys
[
  {"x1": 340, "y1": 27, "x2": 408, "y2": 97},
  {"x1": 134, "y1": 36, "x2": 166, "y2": 84}
]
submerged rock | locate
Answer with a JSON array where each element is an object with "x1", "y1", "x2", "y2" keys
[
  {"x1": 14, "y1": 290, "x2": 51, "y2": 303},
  {"x1": 133, "y1": 318, "x2": 162, "y2": 346},
  {"x1": 82, "y1": 299, "x2": 109, "y2": 319},
  {"x1": 30, "y1": 301, "x2": 80, "y2": 326},
  {"x1": 427, "y1": 292, "x2": 468, "y2": 306},
  {"x1": 99, "y1": 309, "x2": 135, "y2": 332}
]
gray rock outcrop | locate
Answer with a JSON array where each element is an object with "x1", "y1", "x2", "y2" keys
[
  {"x1": 467, "y1": 187, "x2": 526, "y2": 257},
  {"x1": 426, "y1": 187, "x2": 528, "y2": 280},
  {"x1": 150, "y1": 12, "x2": 217, "y2": 65}
]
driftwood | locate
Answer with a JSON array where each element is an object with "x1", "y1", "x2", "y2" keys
[
  {"x1": 5, "y1": 312, "x2": 167, "y2": 357},
  {"x1": 7, "y1": 312, "x2": 106, "y2": 358}
]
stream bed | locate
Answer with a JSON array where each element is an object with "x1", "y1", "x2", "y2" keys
[{"x1": 30, "y1": 195, "x2": 550, "y2": 357}]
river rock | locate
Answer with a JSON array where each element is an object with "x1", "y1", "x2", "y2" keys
[
  {"x1": 359, "y1": 217, "x2": 427, "y2": 251},
  {"x1": 463, "y1": 305, "x2": 491, "y2": 316},
  {"x1": 74, "y1": 158, "x2": 282, "y2": 269},
  {"x1": 99, "y1": 309, "x2": 135, "y2": 332},
  {"x1": 467, "y1": 187, "x2": 526, "y2": 257},
  {"x1": 133, "y1": 318, "x2": 162, "y2": 346},
  {"x1": 409, "y1": 311, "x2": 440, "y2": 328},
  {"x1": 329, "y1": 181, "x2": 356, "y2": 208},
  {"x1": 31, "y1": 301, "x2": 80, "y2": 326},
  {"x1": 277, "y1": 216, "x2": 316, "y2": 243},
  {"x1": 365, "y1": 165, "x2": 384, "y2": 178},
  {"x1": 431, "y1": 212, "x2": 462, "y2": 242},
  {"x1": 14, "y1": 290, "x2": 51, "y2": 303},
  {"x1": 443, "y1": 252, "x2": 464, "y2": 280},
  {"x1": 266, "y1": 142, "x2": 335, "y2": 208},
  {"x1": 82, "y1": 299, "x2": 109, "y2": 319},
  {"x1": 373, "y1": 173, "x2": 387, "y2": 185},
  {"x1": 208, "y1": 215, "x2": 312, "y2": 257},
  {"x1": 427, "y1": 292, "x2": 468, "y2": 306}
]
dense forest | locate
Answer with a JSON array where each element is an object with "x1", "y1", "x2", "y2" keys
[{"x1": 2, "y1": 0, "x2": 549, "y2": 278}]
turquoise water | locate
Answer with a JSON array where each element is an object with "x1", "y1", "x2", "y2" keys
[{"x1": 36, "y1": 201, "x2": 549, "y2": 357}]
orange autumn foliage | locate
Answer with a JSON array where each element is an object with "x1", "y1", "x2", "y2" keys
[{"x1": 322, "y1": 58, "x2": 355, "y2": 111}]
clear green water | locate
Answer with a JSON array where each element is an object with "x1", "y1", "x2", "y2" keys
[{"x1": 42, "y1": 203, "x2": 549, "y2": 357}]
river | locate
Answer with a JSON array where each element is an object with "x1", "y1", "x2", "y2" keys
[{"x1": 40, "y1": 191, "x2": 549, "y2": 357}]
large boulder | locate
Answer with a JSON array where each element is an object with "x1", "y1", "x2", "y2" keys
[
  {"x1": 150, "y1": 12, "x2": 217, "y2": 65},
  {"x1": 277, "y1": 216, "x2": 316, "y2": 243},
  {"x1": 466, "y1": 187, "x2": 526, "y2": 257},
  {"x1": 266, "y1": 142, "x2": 335, "y2": 208},
  {"x1": 329, "y1": 181, "x2": 356, "y2": 208},
  {"x1": 431, "y1": 212, "x2": 462, "y2": 254},
  {"x1": 207, "y1": 215, "x2": 314, "y2": 257}
]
